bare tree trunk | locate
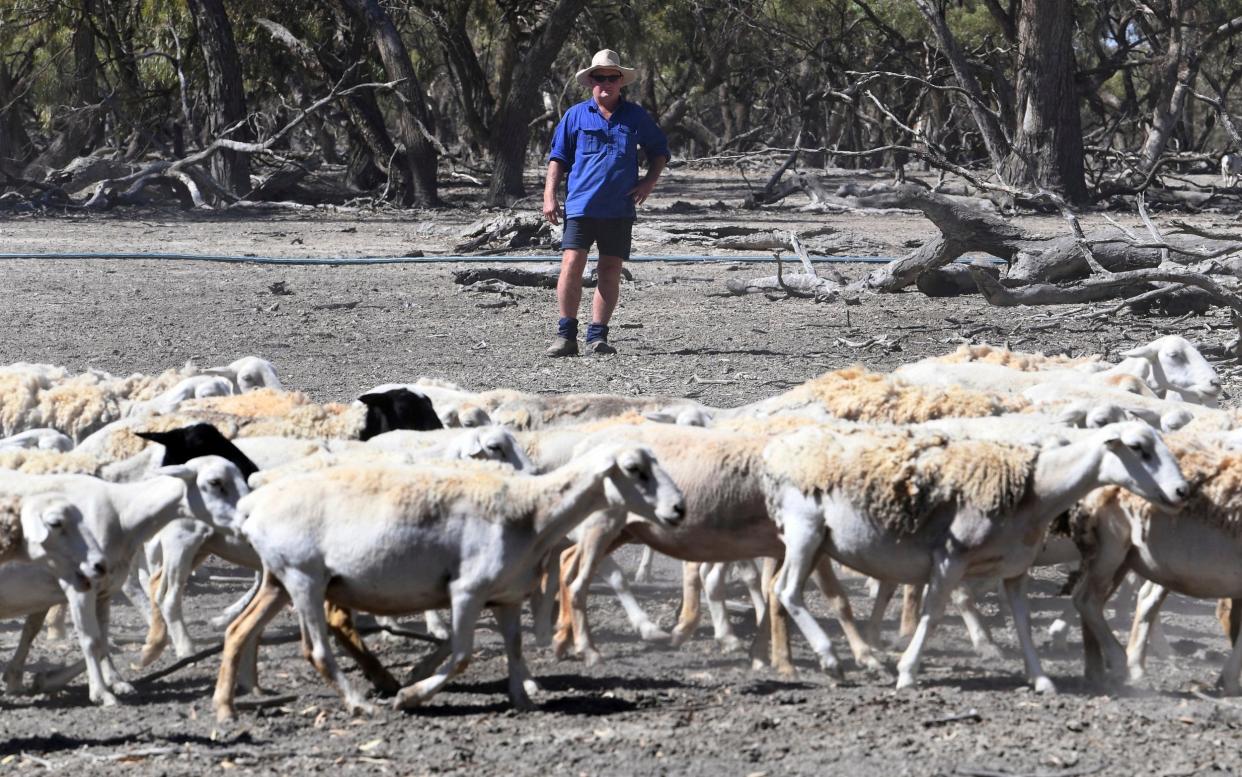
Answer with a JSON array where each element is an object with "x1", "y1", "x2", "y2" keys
[
  {"x1": 912, "y1": 0, "x2": 1011, "y2": 170},
  {"x1": 339, "y1": 0, "x2": 440, "y2": 207},
  {"x1": 485, "y1": 0, "x2": 589, "y2": 205},
  {"x1": 1139, "y1": 7, "x2": 1242, "y2": 170},
  {"x1": 185, "y1": 0, "x2": 250, "y2": 195},
  {"x1": 1002, "y1": 0, "x2": 1087, "y2": 203},
  {"x1": 23, "y1": 0, "x2": 103, "y2": 176}
]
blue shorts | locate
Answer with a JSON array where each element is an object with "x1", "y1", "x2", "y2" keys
[{"x1": 561, "y1": 217, "x2": 633, "y2": 259}]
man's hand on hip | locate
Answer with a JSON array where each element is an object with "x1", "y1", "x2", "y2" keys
[
  {"x1": 629, "y1": 177, "x2": 658, "y2": 207},
  {"x1": 542, "y1": 196, "x2": 561, "y2": 225}
]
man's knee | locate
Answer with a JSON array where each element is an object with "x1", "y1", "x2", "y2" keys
[
  {"x1": 596, "y1": 255, "x2": 624, "y2": 281},
  {"x1": 560, "y1": 250, "x2": 588, "y2": 273}
]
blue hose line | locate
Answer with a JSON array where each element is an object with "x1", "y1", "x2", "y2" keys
[{"x1": 0, "y1": 252, "x2": 1005, "y2": 266}]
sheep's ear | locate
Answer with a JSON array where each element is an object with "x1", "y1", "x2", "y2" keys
[
  {"x1": 1053, "y1": 405, "x2": 1087, "y2": 427},
  {"x1": 18, "y1": 503, "x2": 45, "y2": 545},
  {"x1": 136, "y1": 430, "x2": 173, "y2": 445},
  {"x1": 1120, "y1": 342, "x2": 1157, "y2": 359},
  {"x1": 643, "y1": 411, "x2": 677, "y2": 424},
  {"x1": 462, "y1": 435, "x2": 487, "y2": 458},
  {"x1": 593, "y1": 448, "x2": 620, "y2": 476},
  {"x1": 154, "y1": 464, "x2": 196, "y2": 482}
]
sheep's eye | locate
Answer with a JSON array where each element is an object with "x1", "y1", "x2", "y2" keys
[
  {"x1": 207, "y1": 478, "x2": 225, "y2": 490},
  {"x1": 622, "y1": 464, "x2": 640, "y2": 475},
  {"x1": 1165, "y1": 351, "x2": 1183, "y2": 361}
]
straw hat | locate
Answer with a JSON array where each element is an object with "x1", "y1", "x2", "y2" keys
[{"x1": 575, "y1": 49, "x2": 638, "y2": 88}]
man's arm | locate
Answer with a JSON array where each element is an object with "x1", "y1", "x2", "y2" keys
[
  {"x1": 543, "y1": 160, "x2": 566, "y2": 225},
  {"x1": 628, "y1": 154, "x2": 667, "y2": 207}
]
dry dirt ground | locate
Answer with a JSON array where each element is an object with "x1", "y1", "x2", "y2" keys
[{"x1": 3, "y1": 168, "x2": 1242, "y2": 775}]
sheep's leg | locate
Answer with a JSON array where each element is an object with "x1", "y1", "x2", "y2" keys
[
  {"x1": 495, "y1": 603, "x2": 540, "y2": 710},
  {"x1": 1071, "y1": 539, "x2": 1131, "y2": 686},
  {"x1": 1002, "y1": 573, "x2": 1055, "y2": 694},
  {"x1": 39, "y1": 585, "x2": 113, "y2": 705},
  {"x1": 2, "y1": 610, "x2": 47, "y2": 694},
  {"x1": 670, "y1": 561, "x2": 703, "y2": 648},
  {"x1": 773, "y1": 495, "x2": 840, "y2": 679},
  {"x1": 531, "y1": 550, "x2": 560, "y2": 647},
  {"x1": 552, "y1": 544, "x2": 580, "y2": 658},
  {"x1": 765, "y1": 557, "x2": 794, "y2": 675},
  {"x1": 700, "y1": 562, "x2": 742, "y2": 653},
  {"x1": 214, "y1": 571, "x2": 289, "y2": 721},
  {"x1": 95, "y1": 594, "x2": 133, "y2": 697},
  {"x1": 563, "y1": 524, "x2": 611, "y2": 666},
  {"x1": 286, "y1": 573, "x2": 374, "y2": 717},
  {"x1": 735, "y1": 559, "x2": 767, "y2": 624},
  {"x1": 812, "y1": 556, "x2": 886, "y2": 675},
  {"x1": 866, "y1": 579, "x2": 898, "y2": 648},
  {"x1": 393, "y1": 591, "x2": 483, "y2": 709},
  {"x1": 44, "y1": 603, "x2": 68, "y2": 642},
  {"x1": 422, "y1": 611, "x2": 452, "y2": 640},
  {"x1": 1126, "y1": 581, "x2": 1170, "y2": 684},
  {"x1": 1219, "y1": 613, "x2": 1242, "y2": 695},
  {"x1": 900, "y1": 585, "x2": 922, "y2": 639},
  {"x1": 1135, "y1": 579, "x2": 1174, "y2": 659},
  {"x1": 896, "y1": 549, "x2": 966, "y2": 691},
  {"x1": 326, "y1": 604, "x2": 400, "y2": 696},
  {"x1": 597, "y1": 554, "x2": 668, "y2": 642},
  {"x1": 141, "y1": 566, "x2": 171, "y2": 666},
  {"x1": 121, "y1": 558, "x2": 154, "y2": 629},
  {"x1": 211, "y1": 572, "x2": 262, "y2": 629},
  {"x1": 952, "y1": 583, "x2": 1001, "y2": 660},
  {"x1": 634, "y1": 545, "x2": 656, "y2": 583}
]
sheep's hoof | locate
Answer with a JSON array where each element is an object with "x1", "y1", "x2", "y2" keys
[
  {"x1": 551, "y1": 635, "x2": 572, "y2": 661},
  {"x1": 509, "y1": 692, "x2": 537, "y2": 712},
  {"x1": 1127, "y1": 665, "x2": 1147, "y2": 684},
  {"x1": 138, "y1": 645, "x2": 164, "y2": 668},
  {"x1": 858, "y1": 653, "x2": 891, "y2": 678},
  {"x1": 1033, "y1": 676, "x2": 1058, "y2": 694},
  {"x1": 581, "y1": 648, "x2": 603, "y2": 668},
  {"x1": 818, "y1": 653, "x2": 844, "y2": 682},
  {"x1": 718, "y1": 635, "x2": 744, "y2": 654},
  {"x1": 895, "y1": 673, "x2": 917, "y2": 691},
  {"x1": 90, "y1": 687, "x2": 119, "y2": 706},
  {"x1": 214, "y1": 703, "x2": 236, "y2": 723},
  {"x1": 2, "y1": 672, "x2": 24, "y2": 695},
  {"x1": 346, "y1": 699, "x2": 377, "y2": 717},
  {"x1": 522, "y1": 678, "x2": 542, "y2": 697},
  {"x1": 668, "y1": 628, "x2": 693, "y2": 649},
  {"x1": 392, "y1": 687, "x2": 427, "y2": 710},
  {"x1": 209, "y1": 616, "x2": 231, "y2": 629},
  {"x1": 638, "y1": 623, "x2": 670, "y2": 642},
  {"x1": 110, "y1": 680, "x2": 136, "y2": 697},
  {"x1": 1047, "y1": 619, "x2": 1069, "y2": 648}
]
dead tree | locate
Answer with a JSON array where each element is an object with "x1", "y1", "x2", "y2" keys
[{"x1": 186, "y1": 0, "x2": 251, "y2": 196}]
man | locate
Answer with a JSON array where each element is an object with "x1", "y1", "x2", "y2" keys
[{"x1": 542, "y1": 49, "x2": 669, "y2": 357}]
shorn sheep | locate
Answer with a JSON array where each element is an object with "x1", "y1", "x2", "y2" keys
[
  {"x1": 0, "y1": 457, "x2": 249, "y2": 705},
  {"x1": 762, "y1": 421, "x2": 1188, "y2": 693},
  {"x1": 0, "y1": 492, "x2": 108, "y2": 588},
  {"x1": 213, "y1": 445, "x2": 686, "y2": 720},
  {"x1": 1071, "y1": 434, "x2": 1242, "y2": 693}
]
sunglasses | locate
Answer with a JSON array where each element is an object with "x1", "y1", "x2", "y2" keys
[{"x1": 592, "y1": 74, "x2": 623, "y2": 83}]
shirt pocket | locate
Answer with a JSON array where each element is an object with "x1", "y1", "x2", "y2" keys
[
  {"x1": 615, "y1": 125, "x2": 637, "y2": 157},
  {"x1": 579, "y1": 129, "x2": 609, "y2": 155}
]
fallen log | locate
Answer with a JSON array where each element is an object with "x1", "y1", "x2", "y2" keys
[
  {"x1": 969, "y1": 265, "x2": 1242, "y2": 314},
  {"x1": 849, "y1": 185, "x2": 1240, "y2": 291},
  {"x1": 451, "y1": 265, "x2": 631, "y2": 289},
  {"x1": 916, "y1": 263, "x2": 998, "y2": 297}
]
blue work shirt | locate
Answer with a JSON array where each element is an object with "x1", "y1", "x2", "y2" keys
[{"x1": 548, "y1": 98, "x2": 670, "y2": 219}]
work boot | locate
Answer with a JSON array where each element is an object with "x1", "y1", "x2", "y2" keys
[
  {"x1": 585, "y1": 322, "x2": 615, "y2": 355},
  {"x1": 587, "y1": 340, "x2": 617, "y2": 355},
  {"x1": 545, "y1": 336, "x2": 579, "y2": 357}
]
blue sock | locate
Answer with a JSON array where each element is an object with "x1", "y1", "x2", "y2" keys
[
  {"x1": 586, "y1": 322, "x2": 609, "y2": 344},
  {"x1": 557, "y1": 317, "x2": 578, "y2": 340}
]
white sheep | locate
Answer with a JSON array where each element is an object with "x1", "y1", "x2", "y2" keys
[
  {"x1": 0, "y1": 456, "x2": 248, "y2": 705},
  {"x1": 0, "y1": 492, "x2": 108, "y2": 588},
  {"x1": 137, "y1": 425, "x2": 533, "y2": 666},
  {"x1": 1071, "y1": 434, "x2": 1242, "y2": 692},
  {"x1": 212, "y1": 445, "x2": 685, "y2": 720},
  {"x1": 121, "y1": 375, "x2": 236, "y2": 418},
  {"x1": 200, "y1": 356, "x2": 283, "y2": 393},
  {"x1": 0, "y1": 428, "x2": 74, "y2": 452},
  {"x1": 761, "y1": 421, "x2": 1187, "y2": 693}
]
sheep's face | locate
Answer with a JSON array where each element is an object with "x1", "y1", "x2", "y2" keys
[
  {"x1": 159, "y1": 456, "x2": 249, "y2": 533},
  {"x1": 599, "y1": 446, "x2": 685, "y2": 527},
  {"x1": 469, "y1": 428, "x2": 534, "y2": 472},
  {"x1": 1124, "y1": 336, "x2": 1221, "y2": 404},
  {"x1": 1098, "y1": 422, "x2": 1188, "y2": 510},
  {"x1": 20, "y1": 494, "x2": 108, "y2": 592}
]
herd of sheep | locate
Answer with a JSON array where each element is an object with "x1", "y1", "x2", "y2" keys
[{"x1": 1, "y1": 334, "x2": 1240, "y2": 723}]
